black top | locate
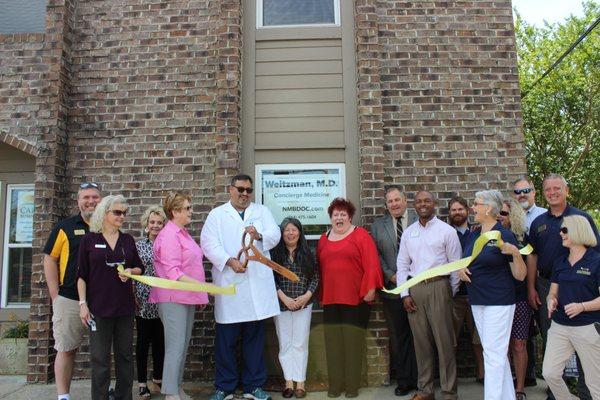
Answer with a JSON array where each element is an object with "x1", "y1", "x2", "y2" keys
[
  {"x1": 551, "y1": 249, "x2": 600, "y2": 326},
  {"x1": 43, "y1": 214, "x2": 90, "y2": 300},
  {"x1": 528, "y1": 205, "x2": 600, "y2": 279},
  {"x1": 464, "y1": 222, "x2": 519, "y2": 306},
  {"x1": 273, "y1": 254, "x2": 319, "y2": 312},
  {"x1": 77, "y1": 231, "x2": 144, "y2": 318}
]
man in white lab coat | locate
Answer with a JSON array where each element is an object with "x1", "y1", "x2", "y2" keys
[{"x1": 201, "y1": 174, "x2": 281, "y2": 400}]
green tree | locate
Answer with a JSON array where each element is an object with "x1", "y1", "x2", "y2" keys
[{"x1": 515, "y1": 1, "x2": 600, "y2": 215}]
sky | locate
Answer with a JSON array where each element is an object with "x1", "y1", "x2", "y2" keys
[{"x1": 511, "y1": 0, "x2": 586, "y2": 26}]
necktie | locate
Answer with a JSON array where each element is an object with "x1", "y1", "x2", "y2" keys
[{"x1": 396, "y1": 217, "x2": 403, "y2": 246}]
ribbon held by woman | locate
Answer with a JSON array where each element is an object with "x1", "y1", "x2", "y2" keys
[
  {"x1": 117, "y1": 265, "x2": 236, "y2": 295},
  {"x1": 383, "y1": 230, "x2": 533, "y2": 295}
]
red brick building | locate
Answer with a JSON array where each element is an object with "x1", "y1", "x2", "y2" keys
[{"x1": 0, "y1": 0, "x2": 526, "y2": 385}]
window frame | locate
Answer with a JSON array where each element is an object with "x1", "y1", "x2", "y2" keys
[
  {"x1": 1, "y1": 183, "x2": 34, "y2": 308},
  {"x1": 256, "y1": 0, "x2": 341, "y2": 29}
]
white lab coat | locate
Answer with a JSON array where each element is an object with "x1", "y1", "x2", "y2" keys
[{"x1": 201, "y1": 201, "x2": 281, "y2": 324}]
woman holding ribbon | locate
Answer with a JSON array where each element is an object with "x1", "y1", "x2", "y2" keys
[
  {"x1": 317, "y1": 197, "x2": 383, "y2": 398},
  {"x1": 498, "y1": 198, "x2": 534, "y2": 400},
  {"x1": 134, "y1": 205, "x2": 167, "y2": 397},
  {"x1": 77, "y1": 195, "x2": 144, "y2": 400},
  {"x1": 458, "y1": 190, "x2": 526, "y2": 400},
  {"x1": 271, "y1": 217, "x2": 319, "y2": 398},
  {"x1": 149, "y1": 191, "x2": 209, "y2": 400},
  {"x1": 543, "y1": 215, "x2": 600, "y2": 399}
]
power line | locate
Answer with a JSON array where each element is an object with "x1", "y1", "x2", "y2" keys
[{"x1": 522, "y1": 15, "x2": 600, "y2": 99}]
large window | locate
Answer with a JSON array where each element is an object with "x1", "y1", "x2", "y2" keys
[
  {"x1": 0, "y1": 0, "x2": 46, "y2": 34},
  {"x1": 1, "y1": 185, "x2": 34, "y2": 308},
  {"x1": 257, "y1": 0, "x2": 340, "y2": 28}
]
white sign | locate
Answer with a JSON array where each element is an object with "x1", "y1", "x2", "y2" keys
[
  {"x1": 256, "y1": 164, "x2": 346, "y2": 238},
  {"x1": 15, "y1": 190, "x2": 34, "y2": 243}
]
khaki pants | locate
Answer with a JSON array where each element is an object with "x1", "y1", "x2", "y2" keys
[
  {"x1": 542, "y1": 322, "x2": 600, "y2": 400},
  {"x1": 408, "y1": 279, "x2": 457, "y2": 400},
  {"x1": 452, "y1": 294, "x2": 481, "y2": 345}
]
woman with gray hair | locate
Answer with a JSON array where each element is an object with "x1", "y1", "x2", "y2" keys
[
  {"x1": 77, "y1": 195, "x2": 144, "y2": 400},
  {"x1": 134, "y1": 205, "x2": 167, "y2": 397},
  {"x1": 543, "y1": 215, "x2": 600, "y2": 399},
  {"x1": 498, "y1": 198, "x2": 534, "y2": 400},
  {"x1": 458, "y1": 190, "x2": 527, "y2": 400}
]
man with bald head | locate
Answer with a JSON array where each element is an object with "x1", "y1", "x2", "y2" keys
[{"x1": 396, "y1": 190, "x2": 462, "y2": 400}]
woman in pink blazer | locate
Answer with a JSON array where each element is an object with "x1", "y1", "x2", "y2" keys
[{"x1": 149, "y1": 191, "x2": 208, "y2": 400}]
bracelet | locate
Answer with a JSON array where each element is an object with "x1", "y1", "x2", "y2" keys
[{"x1": 581, "y1": 302, "x2": 586, "y2": 312}]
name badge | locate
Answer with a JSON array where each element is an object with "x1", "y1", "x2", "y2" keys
[
  {"x1": 576, "y1": 268, "x2": 591, "y2": 276},
  {"x1": 94, "y1": 244, "x2": 106, "y2": 249},
  {"x1": 537, "y1": 224, "x2": 546, "y2": 233},
  {"x1": 74, "y1": 229, "x2": 86, "y2": 236}
]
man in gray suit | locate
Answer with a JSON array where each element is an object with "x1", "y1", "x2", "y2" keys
[{"x1": 371, "y1": 186, "x2": 417, "y2": 396}]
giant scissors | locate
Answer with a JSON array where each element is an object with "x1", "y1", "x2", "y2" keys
[{"x1": 236, "y1": 232, "x2": 300, "y2": 282}]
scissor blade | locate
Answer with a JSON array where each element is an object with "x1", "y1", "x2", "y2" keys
[{"x1": 263, "y1": 258, "x2": 300, "y2": 282}]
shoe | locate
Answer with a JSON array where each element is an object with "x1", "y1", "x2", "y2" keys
[
  {"x1": 410, "y1": 393, "x2": 435, "y2": 400},
  {"x1": 209, "y1": 389, "x2": 235, "y2": 400},
  {"x1": 345, "y1": 391, "x2": 358, "y2": 398},
  {"x1": 108, "y1": 388, "x2": 116, "y2": 400},
  {"x1": 395, "y1": 385, "x2": 417, "y2": 396},
  {"x1": 327, "y1": 392, "x2": 342, "y2": 398},
  {"x1": 516, "y1": 392, "x2": 527, "y2": 400},
  {"x1": 294, "y1": 388, "x2": 307, "y2": 398},
  {"x1": 524, "y1": 377, "x2": 537, "y2": 387},
  {"x1": 243, "y1": 387, "x2": 272, "y2": 400},
  {"x1": 138, "y1": 386, "x2": 151, "y2": 398},
  {"x1": 282, "y1": 388, "x2": 294, "y2": 398}
]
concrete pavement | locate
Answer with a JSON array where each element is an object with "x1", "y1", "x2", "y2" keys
[{"x1": 0, "y1": 376, "x2": 552, "y2": 399}]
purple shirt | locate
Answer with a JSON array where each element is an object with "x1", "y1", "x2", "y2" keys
[
  {"x1": 149, "y1": 220, "x2": 209, "y2": 305},
  {"x1": 77, "y1": 231, "x2": 144, "y2": 318}
]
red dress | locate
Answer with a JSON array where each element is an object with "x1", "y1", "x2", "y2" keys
[{"x1": 317, "y1": 226, "x2": 383, "y2": 305}]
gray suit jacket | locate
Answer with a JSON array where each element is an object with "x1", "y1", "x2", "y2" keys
[{"x1": 370, "y1": 212, "x2": 401, "y2": 299}]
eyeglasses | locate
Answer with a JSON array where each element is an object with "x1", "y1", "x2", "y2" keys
[
  {"x1": 513, "y1": 188, "x2": 533, "y2": 195},
  {"x1": 560, "y1": 227, "x2": 568, "y2": 234},
  {"x1": 179, "y1": 206, "x2": 192, "y2": 211},
  {"x1": 105, "y1": 247, "x2": 126, "y2": 269},
  {"x1": 109, "y1": 209, "x2": 127, "y2": 217},
  {"x1": 499, "y1": 211, "x2": 509, "y2": 217},
  {"x1": 80, "y1": 182, "x2": 101, "y2": 190},
  {"x1": 232, "y1": 186, "x2": 253, "y2": 194}
]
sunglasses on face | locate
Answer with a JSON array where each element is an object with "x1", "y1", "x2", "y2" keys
[
  {"x1": 179, "y1": 206, "x2": 192, "y2": 211},
  {"x1": 560, "y1": 227, "x2": 568, "y2": 234},
  {"x1": 105, "y1": 248, "x2": 126, "y2": 269},
  {"x1": 232, "y1": 186, "x2": 253, "y2": 194},
  {"x1": 499, "y1": 211, "x2": 509, "y2": 217},
  {"x1": 109, "y1": 209, "x2": 127, "y2": 217},
  {"x1": 80, "y1": 182, "x2": 101, "y2": 190},
  {"x1": 513, "y1": 188, "x2": 533, "y2": 195}
]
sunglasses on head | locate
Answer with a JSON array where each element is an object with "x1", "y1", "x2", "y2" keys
[
  {"x1": 232, "y1": 186, "x2": 253, "y2": 194},
  {"x1": 109, "y1": 209, "x2": 127, "y2": 217},
  {"x1": 560, "y1": 227, "x2": 568, "y2": 234},
  {"x1": 513, "y1": 188, "x2": 533, "y2": 195},
  {"x1": 80, "y1": 182, "x2": 101, "y2": 190},
  {"x1": 499, "y1": 211, "x2": 509, "y2": 217}
]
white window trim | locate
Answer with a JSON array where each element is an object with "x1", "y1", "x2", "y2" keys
[
  {"x1": 257, "y1": 0, "x2": 341, "y2": 28},
  {"x1": 1, "y1": 183, "x2": 34, "y2": 308}
]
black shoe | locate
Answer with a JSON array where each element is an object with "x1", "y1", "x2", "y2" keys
[
  {"x1": 524, "y1": 377, "x2": 537, "y2": 387},
  {"x1": 138, "y1": 385, "x2": 151, "y2": 398},
  {"x1": 395, "y1": 385, "x2": 416, "y2": 396}
]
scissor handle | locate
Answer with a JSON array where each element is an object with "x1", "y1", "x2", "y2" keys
[{"x1": 236, "y1": 232, "x2": 254, "y2": 269}]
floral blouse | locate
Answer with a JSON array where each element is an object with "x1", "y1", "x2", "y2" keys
[{"x1": 134, "y1": 238, "x2": 159, "y2": 319}]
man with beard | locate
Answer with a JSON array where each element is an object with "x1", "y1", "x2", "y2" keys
[
  {"x1": 511, "y1": 178, "x2": 546, "y2": 233},
  {"x1": 371, "y1": 186, "x2": 417, "y2": 396},
  {"x1": 448, "y1": 196, "x2": 484, "y2": 384},
  {"x1": 396, "y1": 191, "x2": 462, "y2": 400},
  {"x1": 528, "y1": 174, "x2": 599, "y2": 400},
  {"x1": 44, "y1": 182, "x2": 102, "y2": 400}
]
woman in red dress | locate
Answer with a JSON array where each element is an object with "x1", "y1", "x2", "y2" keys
[{"x1": 317, "y1": 197, "x2": 383, "y2": 398}]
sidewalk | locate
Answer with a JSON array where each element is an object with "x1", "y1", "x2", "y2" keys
[{"x1": 0, "y1": 376, "x2": 551, "y2": 399}]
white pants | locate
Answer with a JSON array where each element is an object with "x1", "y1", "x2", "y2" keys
[
  {"x1": 274, "y1": 305, "x2": 313, "y2": 382},
  {"x1": 472, "y1": 304, "x2": 516, "y2": 400},
  {"x1": 542, "y1": 321, "x2": 600, "y2": 400}
]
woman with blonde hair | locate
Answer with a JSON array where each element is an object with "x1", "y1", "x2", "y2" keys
[
  {"x1": 498, "y1": 198, "x2": 534, "y2": 400},
  {"x1": 149, "y1": 191, "x2": 209, "y2": 400},
  {"x1": 134, "y1": 205, "x2": 167, "y2": 397},
  {"x1": 543, "y1": 215, "x2": 600, "y2": 399},
  {"x1": 77, "y1": 195, "x2": 144, "y2": 400}
]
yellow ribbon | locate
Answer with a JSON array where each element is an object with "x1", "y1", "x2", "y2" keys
[
  {"x1": 383, "y1": 230, "x2": 533, "y2": 295},
  {"x1": 117, "y1": 265, "x2": 236, "y2": 295}
]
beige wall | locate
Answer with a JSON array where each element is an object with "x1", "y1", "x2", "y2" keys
[{"x1": 0, "y1": 143, "x2": 35, "y2": 328}]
